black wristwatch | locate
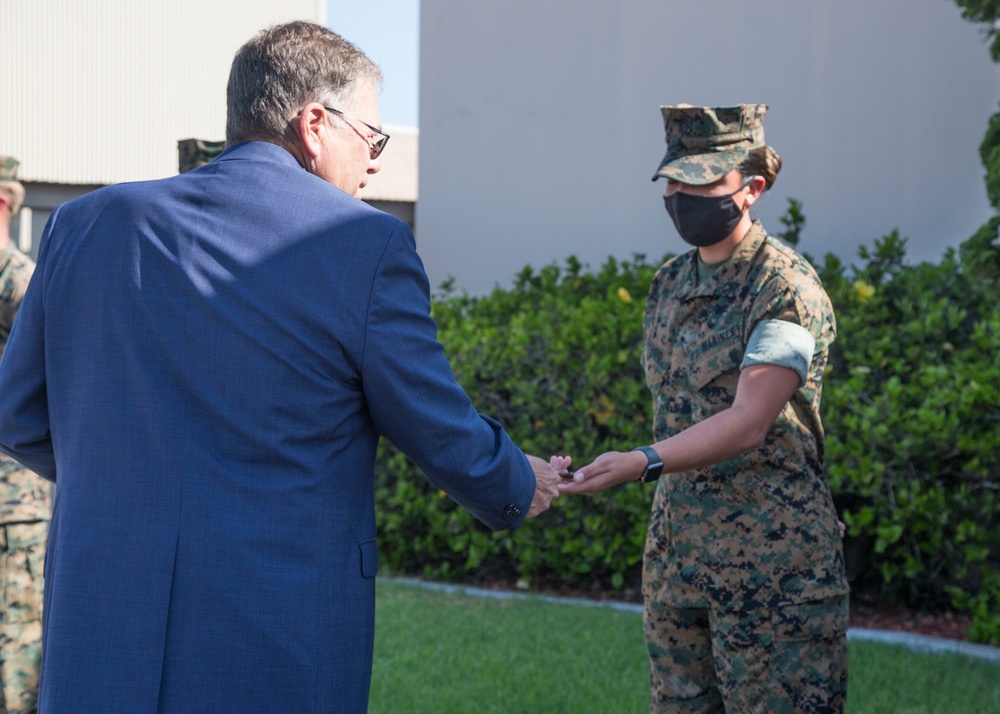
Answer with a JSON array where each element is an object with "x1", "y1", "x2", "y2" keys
[{"x1": 632, "y1": 446, "x2": 663, "y2": 484}]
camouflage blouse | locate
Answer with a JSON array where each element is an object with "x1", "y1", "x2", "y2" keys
[
  {"x1": 0, "y1": 243, "x2": 50, "y2": 523},
  {"x1": 641, "y1": 221, "x2": 848, "y2": 610}
]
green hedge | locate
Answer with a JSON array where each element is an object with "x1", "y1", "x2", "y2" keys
[
  {"x1": 376, "y1": 256, "x2": 660, "y2": 589},
  {"x1": 815, "y1": 233, "x2": 1000, "y2": 639},
  {"x1": 374, "y1": 233, "x2": 1000, "y2": 643}
]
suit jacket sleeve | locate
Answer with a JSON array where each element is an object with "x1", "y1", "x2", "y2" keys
[
  {"x1": 0, "y1": 210, "x2": 58, "y2": 482},
  {"x1": 360, "y1": 221, "x2": 535, "y2": 530}
]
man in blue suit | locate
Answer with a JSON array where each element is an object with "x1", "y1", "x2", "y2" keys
[{"x1": 0, "y1": 21, "x2": 560, "y2": 713}]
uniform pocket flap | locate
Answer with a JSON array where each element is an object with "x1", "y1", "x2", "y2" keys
[
  {"x1": 689, "y1": 337, "x2": 742, "y2": 391},
  {"x1": 713, "y1": 608, "x2": 774, "y2": 649},
  {"x1": 773, "y1": 597, "x2": 849, "y2": 642},
  {"x1": 5, "y1": 521, "x2": 47, "y2": 549}
]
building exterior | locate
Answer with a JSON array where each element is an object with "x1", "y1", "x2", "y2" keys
[
  {"x1": 418, "y1": 0, "x2": 1000, "y2": 294},
  {"x1": 362, "y1": 125, "x2": 419, "y2": 230},
  {"x1": 175, "y1": 129, "x2": 418, "y2": 230},
  {"x1": 1, "y1": 0, "x2": 325, "y2": 258}
]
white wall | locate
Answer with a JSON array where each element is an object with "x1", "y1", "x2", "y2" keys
[
  {"x1": 418, "y1": 0, "x2": 1000, "y2": 294},
  {"x1": 1, "y1": 0, "x2": 324, "y2": 186}
]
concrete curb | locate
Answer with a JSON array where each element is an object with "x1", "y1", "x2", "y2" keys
[
  {"x1": 845, "y1": 628, "x2": 1000, "y2": 663},
  {"x1": 382, "y1": 577, "x2": 1000, "y2": 664}
]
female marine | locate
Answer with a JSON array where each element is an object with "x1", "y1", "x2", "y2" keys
[{"x1": 560, "y1": 105, "x2": 849, "y2": 713}]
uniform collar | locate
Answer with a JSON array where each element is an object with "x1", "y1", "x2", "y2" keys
[{"x1": 678, "y1": 220, "x2": 768, "y2": 299}]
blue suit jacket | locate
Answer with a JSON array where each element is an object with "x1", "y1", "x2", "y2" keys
[{"x1": 0, "y1": 142, "x2": 535, "y2": 713}]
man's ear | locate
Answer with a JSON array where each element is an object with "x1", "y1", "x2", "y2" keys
[
  {"x1": 0, "y1": 194, "x2": 9, "y2": 216},
  {"x1": 294, "y1": 104, "x2": 329, "y2": 161}
]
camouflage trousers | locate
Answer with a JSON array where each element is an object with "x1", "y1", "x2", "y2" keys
[
  {"x1": 0, "y1": 521, "x2": 47, "y2": 714},
  {"x1": 643, "y1": 594, "x2": 848, "y2": 713}
]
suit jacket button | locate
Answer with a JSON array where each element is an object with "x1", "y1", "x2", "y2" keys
[{"x1": 504, "y1": 504, "x2": 522, "y2": 519}]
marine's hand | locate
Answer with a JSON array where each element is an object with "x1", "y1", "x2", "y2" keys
[
  {"x1": 525, "y1": 454, "x2": 560, "y2": 517},
  {"x1": 557, "y1": 450, "x2": 645, "y2": 496}
]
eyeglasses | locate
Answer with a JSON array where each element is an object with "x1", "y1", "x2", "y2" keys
[{"x1": 323, "y1": 107, "x2": 390, "y2": 160}]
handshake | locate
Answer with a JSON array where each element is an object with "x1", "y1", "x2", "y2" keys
[{"x1": 524, "y1": 451, "x2": 651, "y2": 517}]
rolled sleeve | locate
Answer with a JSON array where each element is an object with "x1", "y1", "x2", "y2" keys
[{"x1": 741, "y1": 318, "x2": 816, "y2": 385}]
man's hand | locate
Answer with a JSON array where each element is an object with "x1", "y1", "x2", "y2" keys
[
  {"x1": 557, "y1": 450, "x2": 646, "y2": 496},
  {"x1": 550, "y1": 454, "x2": 572, "y2": 476},
  {"x1": 525, "y1": 454, "x2": 561, "y2": 517}
]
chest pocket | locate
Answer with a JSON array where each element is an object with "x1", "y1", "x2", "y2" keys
[
  {"x1": 644, "y1": 288, "x2": 679, "y2": 398},
  {"x1": 682, "y1": 322, "x2": 743, "y2": 391},
  {"x1": 646, "y1": 295, "x2": 744, "y2": 424}
]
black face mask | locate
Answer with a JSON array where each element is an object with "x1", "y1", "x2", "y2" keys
[{"x1": 663, "y1": 181, "x2": 750, "y2": 247}]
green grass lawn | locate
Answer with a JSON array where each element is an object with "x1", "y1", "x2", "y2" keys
[{"x1": 371, "y1": 580, "x2": 1000, "y2": 714}]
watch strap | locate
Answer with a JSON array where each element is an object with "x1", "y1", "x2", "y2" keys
[{"x1": 632, "y1": 445, "x2": 664, "y2": 483}]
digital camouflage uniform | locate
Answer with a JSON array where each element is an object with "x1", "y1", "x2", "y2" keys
[
  {"x1": 177, "y1": 139, "x2": 226, "y2": 174},
  {"x1": 642, "y1": 108, "x2": 849, "y2": 714},
  {"x1": 0, "y1": 158, "x2": 49, "y2": 714},
  {"x1": 652, "y1": 105, "x2": 767, "y2": 185}
]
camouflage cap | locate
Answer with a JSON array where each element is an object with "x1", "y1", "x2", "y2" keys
[
  {"x1": 177, "y1": 139, "x2": 226, "y2": 174},
  {"x1": 651, "y1": 104, "x2": 767, "y2": 185},
  {"x1": 0, "y1": 156, "x2": 19, "y2": 181}
]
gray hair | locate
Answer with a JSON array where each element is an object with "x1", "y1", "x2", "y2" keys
[
  {"x1": 226, "y1": 21, "x2": 382, "y2": 145},
  {"x1": 0, "y1": 181, "x2": 25, "y2": 217}
]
